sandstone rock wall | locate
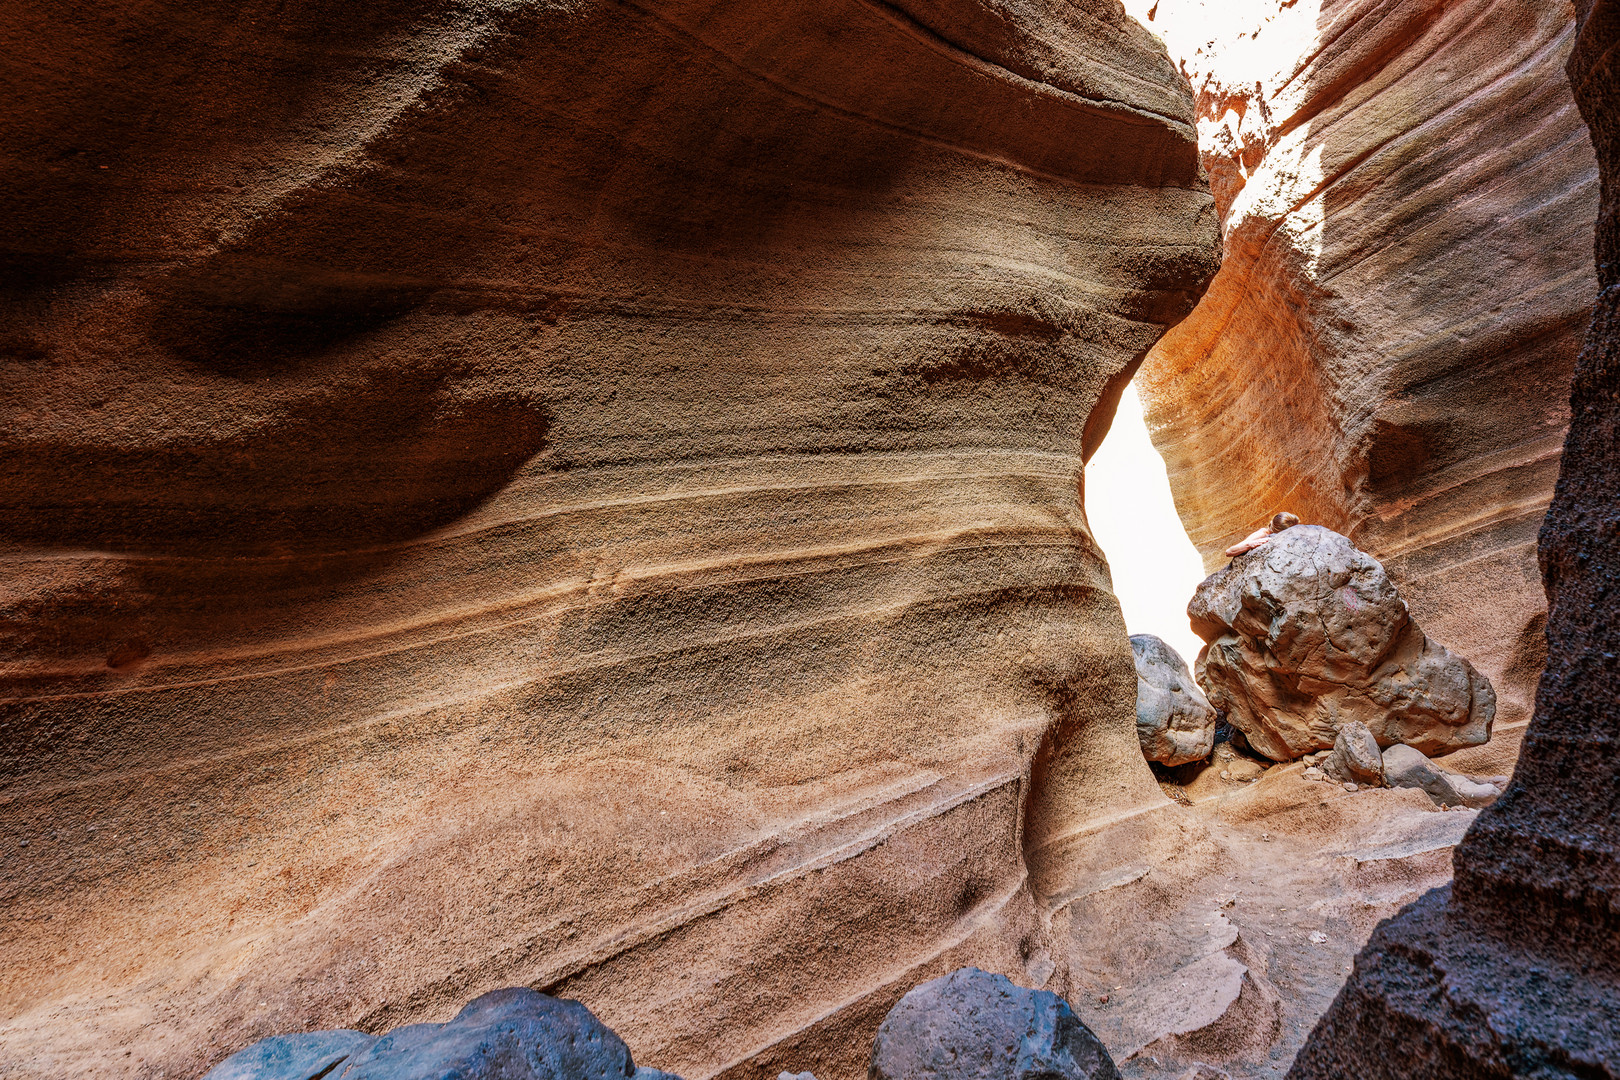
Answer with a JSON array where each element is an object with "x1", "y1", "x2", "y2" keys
[
  {"x1": 0, "y1": 3, "x2": 1217, "y2": 1077},
  {"x1": 1290, "y1": 1, "x2": 1620, "y2": 1071},
  {"x1": 1132, "y1": 0, "x2": 1600, "y2": 736}
]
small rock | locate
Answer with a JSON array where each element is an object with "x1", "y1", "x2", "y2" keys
[
  {"x1": 1131, "y1": 634, "x2": 1218, "y2": 766},
  {"x1": 1309, "y1": 931, "x2": 1328, "y2": 944},
  {"x1": 1382, "y1": 743, "x2": 1501, "y2": 808},
  {"x1": 870, "y1": 967, "x2": 1119, "y2": 1080},
  {"x1": 1343, "y1": 783, "x2": 1357, "y2": 792},
  {"x1": 1177, "y1": 1067, "x2": 1232, "y2": 1080},
  {"x1": 1219, "y1": 770, "x2": 1232, "y2": 780},
  {"x1": 203, "y1": 1031, "x2": 376, "y2": 1080},
  {"x1": 1302, "y1": 767, "x2": 1325, "y2": 781},
  {"x1": 779, "y1": 1072, "x2": 817, "y2": 1080},
  {"x1": 1321, "y1": 721, "x2": 1384, "y2": 786}
]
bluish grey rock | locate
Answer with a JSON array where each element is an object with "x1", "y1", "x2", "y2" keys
[
  {"x1": 1131, "y1": 633, "x2": 1217, "y2": 766},
  {"x1": 201, "y1": 988, "x2": 682, "y2": 1080},
  {"x1": 1381, "y1": 743, "x2": 1499, "y2": 808},
  {"x1": 869, "y1": 967, "x2": 1119, "y2": 1080},
  {"x1": 202, "y1": 1030, "x2": 376, "y2": 1080}
]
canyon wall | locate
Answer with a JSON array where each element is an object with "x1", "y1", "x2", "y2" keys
[
  {"x1": 1132, "y1": 0, "x2": 1600, "y2": 743},
  {"x1": 1291, "y1": 0, "x2": 1620, "y2": 1072},
  {"x1": 0, "y1": 2, "x2": 1217, "y2": 1077}
]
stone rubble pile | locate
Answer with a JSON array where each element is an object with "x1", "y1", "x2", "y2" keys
[{"x1": 1133, "y1": 525, "x2": 1505, "y2": 808}]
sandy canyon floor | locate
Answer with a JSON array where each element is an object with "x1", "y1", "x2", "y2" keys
[{"x1": 1056, "y1": 724, "x2": 1526, "y2": 1080}]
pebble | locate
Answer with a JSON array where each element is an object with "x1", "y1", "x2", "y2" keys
[
  {"x1": 1303, "y1": 767, "x2": 1325, "y2": 781},
  {"x1": 1343, "y1": 782, "x2": 1357, "y2": 792},
  {"x1": 1309, "y1": 931, "x2": 1328, "y2": 944},
  {"x1": 1219, "y1": 770, "x2": 1232, "y2": 780}
]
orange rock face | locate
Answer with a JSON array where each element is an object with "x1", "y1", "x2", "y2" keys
[
  {"x1": 1133, "y1": 0, "x2": 1600, "y2": 737},
  {"x1": 0, "y1": 3, "x2": 1217, "y2": 1077}
]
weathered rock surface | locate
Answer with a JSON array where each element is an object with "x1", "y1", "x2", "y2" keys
[
  {"x1": 1189, "y1": 526, "x2": 1495, "y2": 761},
  {"x1": 0, "y1": 3, "x2": 1218, "y2": 1077},
  {"x1": 1131, "y1": 633, "x2": 1217, "y2": 766},
  {"x1": 1320, "y1": 722, "x2": 1381, "y2": 788},
  {"x1": 869, "y1": 968, "x2": 1119, "y2": 1080},
  {"x1": 1378, "y1": 744, "x2": 1496, "y2": 810},
  {"x1": 1133, "y1": 0, "x2": 1600, "y2": 739},
  {"x1": 1290, "y1": 1, "x2": 1620, "y2": 1074},
  {"x1": 205, "y1": 988, "x2": 679, "y2": 1080}
]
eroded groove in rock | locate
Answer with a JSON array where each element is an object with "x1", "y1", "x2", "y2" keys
[
  {"x1": 1133, "y1": 0, "x2": 1600, "y2": 738},
  {"x1": 0, "y1": 2, "x2": 1217, "y2": 1077}
]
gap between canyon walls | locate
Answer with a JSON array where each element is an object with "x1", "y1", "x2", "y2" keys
[
  {"x1": 1128, "y1": 0, "x2": 1601, "y2": 766},
  {"x1": 0, "y1": 3, "x2": 1218, "y2": 1079}
]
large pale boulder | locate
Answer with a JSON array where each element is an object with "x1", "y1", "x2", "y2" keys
[
  {"x1": 1189, "y1": 526, "x2": 1494, "y2": 761},
  {"x1": 1131, "y1": 633, "x2": 1217, "y2": 766}
]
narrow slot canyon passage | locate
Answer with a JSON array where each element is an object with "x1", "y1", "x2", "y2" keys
[{"x1": 1085, "y1": 381, "x2": 1206, "y2": 667}]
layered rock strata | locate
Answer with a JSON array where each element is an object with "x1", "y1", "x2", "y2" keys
[
  {"x1": 1290, "y1": 0, "x2": 1620, "y2": 1073},
  {"x1": 0, "y1": 3, "x2": 1217, "y2": 1078},
  {"x1": 1189, "y1": 526, "x2": 1493, "y2": 761},
  {"x1": 1132, "y1": 0, "x2": 1601, "y2": 736}
]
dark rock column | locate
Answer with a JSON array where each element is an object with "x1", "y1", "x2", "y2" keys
[{"x1": 1288, "y1": 2, "x2": 1620, "y2": 1076}]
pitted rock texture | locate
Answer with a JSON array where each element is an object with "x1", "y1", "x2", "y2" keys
[
  {"x1": 869, "y1": 968, "x2": 1119, "y2": 1080},
  {"x1": 0, "y1": 2, "x2": 1217, "y2": 1078},
  {"x1": 205, "y1": 988, "x2": 680, "y2": 1080},
  {"x1": 1131, "y1": 633, "x2": 1216, "y2": 766},
  {"x1": 1290, "y1": 1, "x2": 1620, "y2": 1074},
  {"x1": 1188, "y1": 526, "x2": 1494, "y2": 762},
  {"x1": 1133, "y1": 0, "x2": 1600, "y2": 738}
]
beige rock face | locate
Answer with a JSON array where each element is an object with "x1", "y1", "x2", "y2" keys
[
  {"x1": 0, "y1": 2, "x2": 1217, "y2": 1078},
  {"x1": 1190, "y1": 526, "x2": 1494, "y2": 762},
  {"x1": 1131, "y1": 0, "x2": 1600, "y2": 737}
]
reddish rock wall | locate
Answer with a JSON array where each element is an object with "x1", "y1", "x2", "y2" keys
[
  {"x1": 1133, "y1": 0, "x2": 1600, "y2": 745},
  {"x1": 0, "y1": 2, "x2": 1217, "y2": 1077},
  {"x1": 1289, "y1": 0, "x2": 1620, "y2": 1072}
]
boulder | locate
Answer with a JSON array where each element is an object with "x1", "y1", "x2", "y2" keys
[
  {"x1": 1131, "y1": 634, "x2": 1219, "y2": 766},
  {"x1": 202, "y1": 1030, "x2": 376, "y2": 1080},
  {"x1": 1189, "y1": 526, "x2": 1495, "y2": 760},
  {"x1": 1320, "y1": 722, "x2": 1383, "y2": 787},
  {"x1": 202, "y1": 988, "x2": 682, "y2": 1080},
  {"x1": 870, "y1": 968, "x2": 1119, "y2": 1080},
  {"x1": 1380, "y1": 744, "x2": 1499, "y2": 809}
]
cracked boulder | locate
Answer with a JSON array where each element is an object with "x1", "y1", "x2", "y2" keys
[
  {"x1": 1189, "y1": 526, "x2": 1494, "y2": 761},
  {"x1": 1132, "y1": 633, "x2": 1218, "y2": 766}
]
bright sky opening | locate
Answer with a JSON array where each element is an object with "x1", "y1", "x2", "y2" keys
[{"x1": 1085, "y1": 381, "x2": 1209, "y2": 666}]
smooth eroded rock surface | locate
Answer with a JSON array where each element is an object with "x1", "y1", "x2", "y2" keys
[
  {"x1": 1189, "y1": 526, "x2": 1494, "y2": 761},
  {"x1": 1135, "y1": 0, "x2": 1599, "y2": 738},
  {"x1": 0, "y1": 3, "x2": 1217, "y2": 1077},
  {"x1": 1290, "y1": 1, "x2": 1620, "y2": 1073},
  {"x1": 1131, "y1": 633, "x2": 1217, "y2": 766},
  {"x1": 869, "y1": 968, "x2": 1119, "y2": 1080}
]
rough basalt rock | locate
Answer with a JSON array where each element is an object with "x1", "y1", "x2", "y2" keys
[
  {"x1": 1189, "y1": 526, "x2": 1494, "y2": 761},
  {"x1": 0, "y1": 3, "x2": 1217, "y2": 1077},
  {"x1": 205, "y1": 988, "x2": 681, "y2": 1080},
  {"x1": 1134, "y1": 0, "x2": 1600, "y2": 739},
  {"x1": 1131, "y1": 633, "x2": 1217, "y2": 766},
  {"x1": 1289, "y1": 0, "x2": 1620, "y2": 1074},
  {"x1": 869, "y1": 968, "x2": 1119, "y2": 1080}
]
